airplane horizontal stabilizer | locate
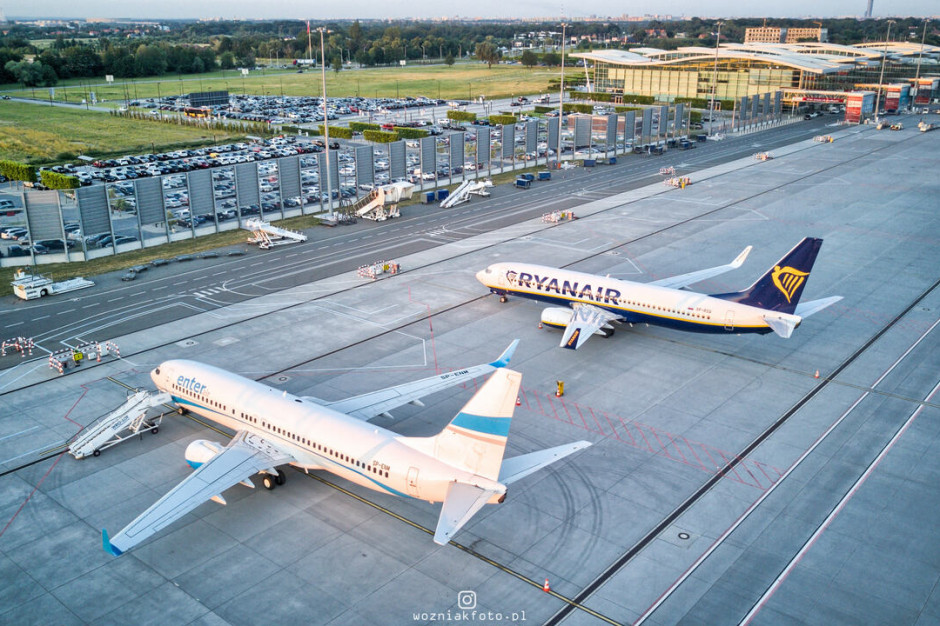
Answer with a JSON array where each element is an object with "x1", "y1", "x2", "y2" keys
[
  {"x1": 434, "y1": 481, "x2": 496, "y2": 545},
  {"x1": 795, "y1": 296, "x2": 842, "y2": 318},
  {"x1": 763, "y1": 312, "x2": 801, "y2": 338},
  {"x1": 498, "y1": 441, "x2": 592, "y2": 485}
]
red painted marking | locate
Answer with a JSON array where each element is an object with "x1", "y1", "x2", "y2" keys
[
  {"x1": 634, "y1": 423, "x2": 655, "y2": 454},
  {"x1": 601, "y1": 410, "x2": 621, "y2": 441},
  {"x1": 515, "y1": 384, "x2": 775, "y2": 490},
  {"x1": 683, "y1": 436, "x2": 708, "y2": 471},
  {"x1": 617, "y1": 417, "x2": 638, "y2": 447},
  {"x1": 663, "y1": 431, "x2": 689, "y2": 465},
  {"x1": 587, "y1": 406, "x2": 606, "y2": 436},
  {"x1": 0, "y1": 453, "x2": 65, "y2": 539},
  {"x1": 648, "y1": 427, "x2": 674, "y2": 461},
  {"x1": 519, "y1": 388, "x2": 531, "y2": 411}
]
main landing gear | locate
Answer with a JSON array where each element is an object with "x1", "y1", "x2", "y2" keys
[{"x1": 262, "y1": 468, "x2": 287, "y2": 490}]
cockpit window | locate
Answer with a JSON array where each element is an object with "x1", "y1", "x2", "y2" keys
[{"x1": 155, "y1": 368, "x2": 160, "y2": 376}]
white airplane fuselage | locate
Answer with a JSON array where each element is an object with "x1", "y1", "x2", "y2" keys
[
  {"x1": 477, "y1": 263, "x2": 795, "y2": 335},
  {"x1": 152, "y1": 360, "x2": 505, "y2": 505}
]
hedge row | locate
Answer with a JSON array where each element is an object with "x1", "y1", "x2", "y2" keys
[
  {"x1": 320, "y1": 125, "x2": 353, "y2": 139},
  {"x1": 563, "y1": 103, "x2": 594, "y2": 114},
  {"x1": 349, "y1": 121, "x2": 381, "y2": 132},
  {"x1": 39, "y1": 170, "x2": 80, "y2": 189},
  {"x1": 280, "y1": 125, "x2": 317, "y2": 136},
  {"x1": 363, "y1": 130, "x2": 399, "y2": 143},
  {"x1": 447, "y1": 110, "x2": 476, "y2": 122},
  {"x1": 0, "y1": 160, "x2": 37, "y2": 183},
  {"x1": 112, "y1": 109, "x2": 272, "y2": 136},
  {"x1": 489, "y1": 114, "x2": 518, "y2": 126},
  {"x1": 393, "y1": 127, "x2": 429, "y2": 139}
]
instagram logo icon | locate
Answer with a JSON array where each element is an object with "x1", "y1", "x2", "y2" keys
[{"x1": 457, "y1": 590, "x2": 477, "y2": 610}]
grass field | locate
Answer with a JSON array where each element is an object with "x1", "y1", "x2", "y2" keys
[
  {"x1": 0, "y1": 62, "x2": 560, "y2": 107},
  {"x1": 0, "y1": 101, "x2": 246, "y2": 162}
]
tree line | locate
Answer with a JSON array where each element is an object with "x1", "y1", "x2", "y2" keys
[{"x1": 1, "y1": 17, "x2": 935, "y2": 88}]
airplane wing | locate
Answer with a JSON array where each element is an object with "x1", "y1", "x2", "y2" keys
[
  {"x1": 103, "y1": 431, "x2": 294, "y2": 556},
  {"x1": 560, "y1": 304, "x2": 621, "y2": 350},
  {"x1": 319, "y1": 340, "x2": 519, "y2": 420},
  {"x1": 649, "y1": 245, "x2": 752, "y2": 290},
  {"x1": 433, "y1": 481, "x2": 497, "y2": 545}
]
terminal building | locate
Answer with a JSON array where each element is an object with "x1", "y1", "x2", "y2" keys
[{"x1": 571, "y1": 41, "x2": 939, "y2": 110}]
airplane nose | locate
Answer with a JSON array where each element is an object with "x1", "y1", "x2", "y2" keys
[{"x1": 475, "y1": 268, "x2": 488, "y2": 284}]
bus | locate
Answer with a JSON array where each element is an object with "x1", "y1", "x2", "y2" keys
[{"x1": 184, "y1": 107, "x2": 211, "y2": 118}]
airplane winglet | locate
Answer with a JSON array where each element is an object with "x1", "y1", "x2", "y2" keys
[
  {"x1": 489, "y1": 339, "x2": 520, "y2": 368},
  {"x1": 731, "y1": 245, "x2": 753, "y2": 268},
  {"x1": 102, "y1": 529, "x2": 123, "y2": 557}
]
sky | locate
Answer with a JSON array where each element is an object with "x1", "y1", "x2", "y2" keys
[{"x1": 6, "y1": 1, "x2": 938, "y2": 21}]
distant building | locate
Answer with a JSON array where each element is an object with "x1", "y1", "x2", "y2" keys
[{"x1": 744, "y1": 27, "x2": 828, "y2": 44}]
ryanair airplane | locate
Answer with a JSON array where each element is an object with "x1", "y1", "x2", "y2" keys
[
  {"x1": 476, "y1": 238, "x2": 841, "y2": 350},
  {"x1": 102, "y1": 341, "x2": 589, "y2": 555}
]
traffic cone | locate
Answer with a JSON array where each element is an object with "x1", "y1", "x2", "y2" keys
[
  {"x1": 516, "y1": 396, "x2": 522, "y2": 407},
  {"x1": 538, "y1": 322, "x2": 543, "y2": 329},
  {"x1": 814, "y1": 370, "x2": 820, "y2": 379},
  {"x1": 543, "y1": 579, "x2": 551, "y2": 593}
]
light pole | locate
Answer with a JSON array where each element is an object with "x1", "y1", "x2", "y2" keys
[
  {"x1": 874, "y1": 20, "x2": 895, "y2": 122},
  {"x1": 914, "y1": 19, "x2": 930, "y2": 96},
  {"x1": 319, "y1": 26, "x2": 334, "y2": 217},
  {"x1": 708, "y1": 21, "x2": 723, "y2": 137},
  {"x1": 556, "y1": 22, "x2": 567, "y2": 166}
]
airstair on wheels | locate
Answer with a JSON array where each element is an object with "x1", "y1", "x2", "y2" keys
[
  {"x1": 244, "y1": 218, "x2": 308, "y2": 249},
  {"x1": 352, "y1": 182, "x2": 415, "y2": 221},
  {"x1": 439, "y1": 179, "x2": 493, "y2": 208},
  {"x1": 68, "y1": 390, "x2": 172, "y2": 459}
]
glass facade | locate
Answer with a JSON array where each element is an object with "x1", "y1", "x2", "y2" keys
[{"x1": 591, "y1": 54, "x2": 926, "y2": 103}]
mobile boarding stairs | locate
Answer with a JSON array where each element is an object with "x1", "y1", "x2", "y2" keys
[
  {"x1": 348, "y1": 182, "x2": 415, "y2": 221},
  {"x1": 244, "y1": 218, "x2": 308, "y2": 249},
  {"x1": 68, "y1": 390, "x2": 172, "y2": 459},
  {"x1": 439, "y1": 179, "x2": 493, "y2": 208}
]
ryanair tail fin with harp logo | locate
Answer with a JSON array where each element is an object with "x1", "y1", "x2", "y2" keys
[{"x1": 711, "y1": 237, "x2": 824, "y2": 314}]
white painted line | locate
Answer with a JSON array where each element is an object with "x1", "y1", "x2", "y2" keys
[
  {"x1": 34, "y1": 315, "x2": 49, "y2": 320},
  {"x1": 81, "y1": 304, "x2": 98, "y2": 309},
  {"x1": 0, "y1": 425, "x2": 40, "y2": 443},
  {"x1": 173, "y1": 281, "x2": 187, "y2": 286},
  {"x1": 107, "y1": 297, "x2": 123, "y2": 303}
]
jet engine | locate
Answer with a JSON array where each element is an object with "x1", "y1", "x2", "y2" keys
[
  {"x1": 540, "y1": 307, "x2": 615, "y2": 337},
  {"x1": 185, "y1": 440, "x2": 224, "y2": 470}
]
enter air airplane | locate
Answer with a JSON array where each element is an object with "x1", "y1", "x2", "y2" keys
[
  {"x1": 476, "y1": 238, "x2": 841, "y2": 350},
  {"x1": 103, "y1": 341, "x2": 589, "y2": 555}
]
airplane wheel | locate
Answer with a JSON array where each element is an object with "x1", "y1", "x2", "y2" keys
[
  {"x1": 177, "y1": 407, "x2": 188, "y2": 415},
  {"x1": 151, "y1": 427, "x2": 159, "y2": 434},
  {"x1": 275, "y1": 469, "x2": 286, "y2": 486},
  {"x1": 263, "y1": 475, "x2": 276, "y2": 490},
  {"x1": 499, "y1": 296, "x2": 508, "y2": 303},
  {"x1": 601, "y1": 327, "x2": 615, "y2": 338},
  {"x1": 93, "y1": 449, "x2": 101, "y2": 457}
]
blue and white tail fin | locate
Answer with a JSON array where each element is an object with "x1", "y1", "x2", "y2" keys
[
  {"x1": 430, "y1": 368, "x2": 521, "y2": 481},
  {"x1": 711, "y1": 237, "x2": 824, "y2": 314}
]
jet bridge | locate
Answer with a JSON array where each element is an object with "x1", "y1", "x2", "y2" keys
[
  {"x1": 439, "y1": 179, "x2": 493, "y2": 208},
  {"x1": 68, "y1": 390, "x2": 173, "y2": 459},
  {"x1": 244, "y1": 218, "x2": 308, "y2": 249}
]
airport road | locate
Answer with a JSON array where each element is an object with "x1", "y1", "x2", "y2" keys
[
  {"x1": 0, "y1": 114, "x2": 937, "y2": 624},
  {"x1": 0, "y1": 116, "x2": 834, "y2": 367}
]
